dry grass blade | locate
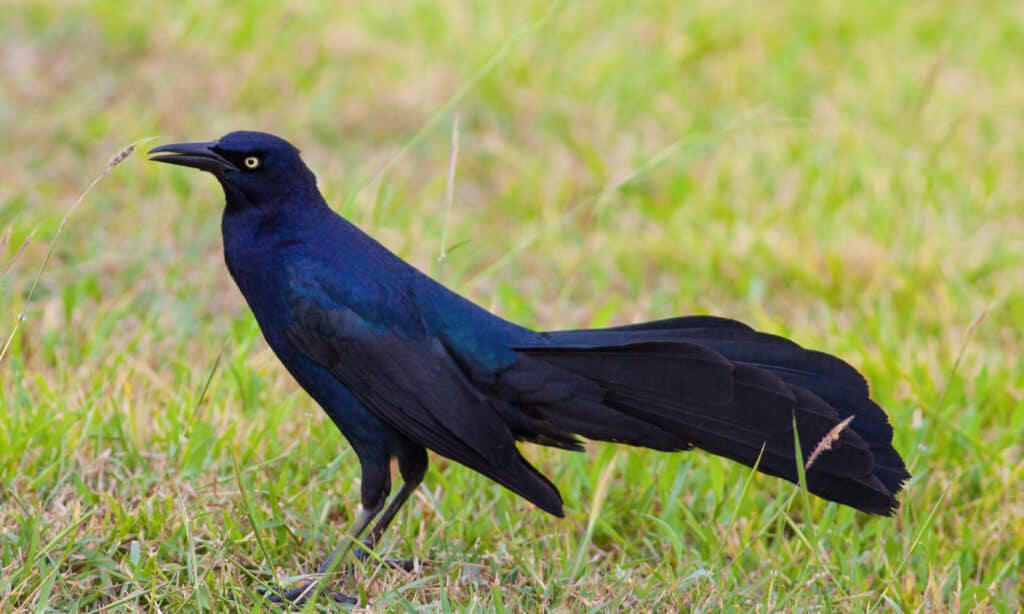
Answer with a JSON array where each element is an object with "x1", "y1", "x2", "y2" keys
[
  {"x1": 804, "y1": 415, "x2": 855, "y2": 472},
  {"x1": 935, "y1": 307, "x2": 988, "y2": 415},
  {"x1": 0, "y1": 229, "x2": 35, "y2": 279},
  {"x1": 436, "y1": 112, "x2": 461, "y2": 280},
  {"x1": 0, "y1": 137, "x2": 154, "y2": 366}
]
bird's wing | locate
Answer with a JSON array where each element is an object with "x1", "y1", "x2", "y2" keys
[{"x1": 282, "y1": 263, "x2": 564, "y2": 516}]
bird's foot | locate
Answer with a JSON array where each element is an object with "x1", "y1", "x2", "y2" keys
[
  {"x1": 353, "y1": 547, "x2": 416, "y2": 572},
  {"x1": 257, "y1": 550, "x2": 418, "y2": 606},
  {"x1": 260, "y1": 576, "x2": 357, "y2": 607}
]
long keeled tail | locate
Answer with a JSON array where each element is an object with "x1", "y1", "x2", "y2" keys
[{"x1": 515, "y1": 316, "x2": 909, "y2": 515}]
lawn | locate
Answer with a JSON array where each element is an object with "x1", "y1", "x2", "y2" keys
[{"x1": 2, "y1": 1, "x2": 1022, "y2": 611}]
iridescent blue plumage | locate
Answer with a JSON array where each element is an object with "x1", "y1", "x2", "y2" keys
[{"x1": 149, "y1": 131, "x2": 909, "y2": 604}]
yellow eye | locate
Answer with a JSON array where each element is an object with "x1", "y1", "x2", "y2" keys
[{"x1": 243, "y1": 156, "x2": 260, "y2": 169}]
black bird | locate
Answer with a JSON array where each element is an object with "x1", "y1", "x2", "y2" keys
[{"x1": 150, "y1": 131, "x2": 909, "y2": 603}]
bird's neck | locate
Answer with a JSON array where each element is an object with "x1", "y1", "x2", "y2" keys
[{"x1": 220, "y1": 201, "x2": 336, "y2": 285}]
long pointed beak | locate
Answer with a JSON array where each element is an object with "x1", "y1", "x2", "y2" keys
[{"x1": 148, "y1": 141, "x2": 238, "y2": 174}]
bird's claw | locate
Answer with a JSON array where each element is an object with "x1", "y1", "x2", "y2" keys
[
  {"x1": 353, "y1": 547, "x2": 417, "y2": 572},
  {"x1": 258, "y1": 553, "x2": 415, "y2": 606},
  {"x1": 261, "y1": 577, "x2": 357, "y2": 607}
]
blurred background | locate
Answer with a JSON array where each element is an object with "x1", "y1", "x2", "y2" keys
[{"x1": 2, "y1": 1, "x2": 1022, "y2": 611}]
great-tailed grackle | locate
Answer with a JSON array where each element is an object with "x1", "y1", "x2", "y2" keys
[{"x1": 150, "y1": 131, "x2": 909, "y2": 604}]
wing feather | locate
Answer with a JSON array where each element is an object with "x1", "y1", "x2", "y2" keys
[{"x1": 284, "y1": 266, "x2": 564, "y2": 515}]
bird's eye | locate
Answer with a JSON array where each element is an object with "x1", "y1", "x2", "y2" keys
[{"x1": 243, "y1": 156, "x2": 260, "y2": 169}]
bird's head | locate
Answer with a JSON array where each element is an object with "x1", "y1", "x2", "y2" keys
[{"x1": 149, "y1": 131, "x2": 320, "y2": 210}]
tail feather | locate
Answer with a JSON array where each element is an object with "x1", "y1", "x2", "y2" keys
[{"x1": 513, "y1": 317, "x2": 909, "y2": 515}]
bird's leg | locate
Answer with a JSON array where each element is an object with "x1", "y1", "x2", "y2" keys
[
  {"x1": 353, "y1": 480, "x2": 419, "y2": 570},
  {"x1": 315, "y1": 504, "x2": 380, "y2": 574},
  {"x1": 261, "y1": 447, "x2": 427, "y2": 604},
  {"x1": 265, "y1": 459, "x2": 391, "y2": 606},
  {"x1": 354, "y1": 445, "x2": 428, "y2": 571},
  {"x1": 265, "y1": 504, "x2": 381, "y2": 606}
]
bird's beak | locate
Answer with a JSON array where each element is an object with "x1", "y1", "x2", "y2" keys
[{"x1": 148, "y1": 141, "x2": 238, "y2": 174}]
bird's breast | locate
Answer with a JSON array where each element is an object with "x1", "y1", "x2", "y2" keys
[{"x1": 220, "y1": 217, "x2": 291, "y2": 331}]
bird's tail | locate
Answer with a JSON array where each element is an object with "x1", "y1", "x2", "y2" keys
[{"x1": 516, "y1": 316, "x2": 909, "y2": 515}]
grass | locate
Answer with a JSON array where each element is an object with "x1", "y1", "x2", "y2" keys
[{"x1": 2, "y1": 0, "x2": 1022, "y2": 611}]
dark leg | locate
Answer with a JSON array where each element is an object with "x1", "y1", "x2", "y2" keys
[
  {"x1": 315, "y1": 501, "x2": 382, "y2": 573},
  {"x1": 354, "y1": 445, "x2": 428, "y2": 570},
  {"x1": 264, "y1": 506, "x2": 379, "y2": 605},
  {"x1": 265, "y1": 457, "x2": 392, "y2": 606}
]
